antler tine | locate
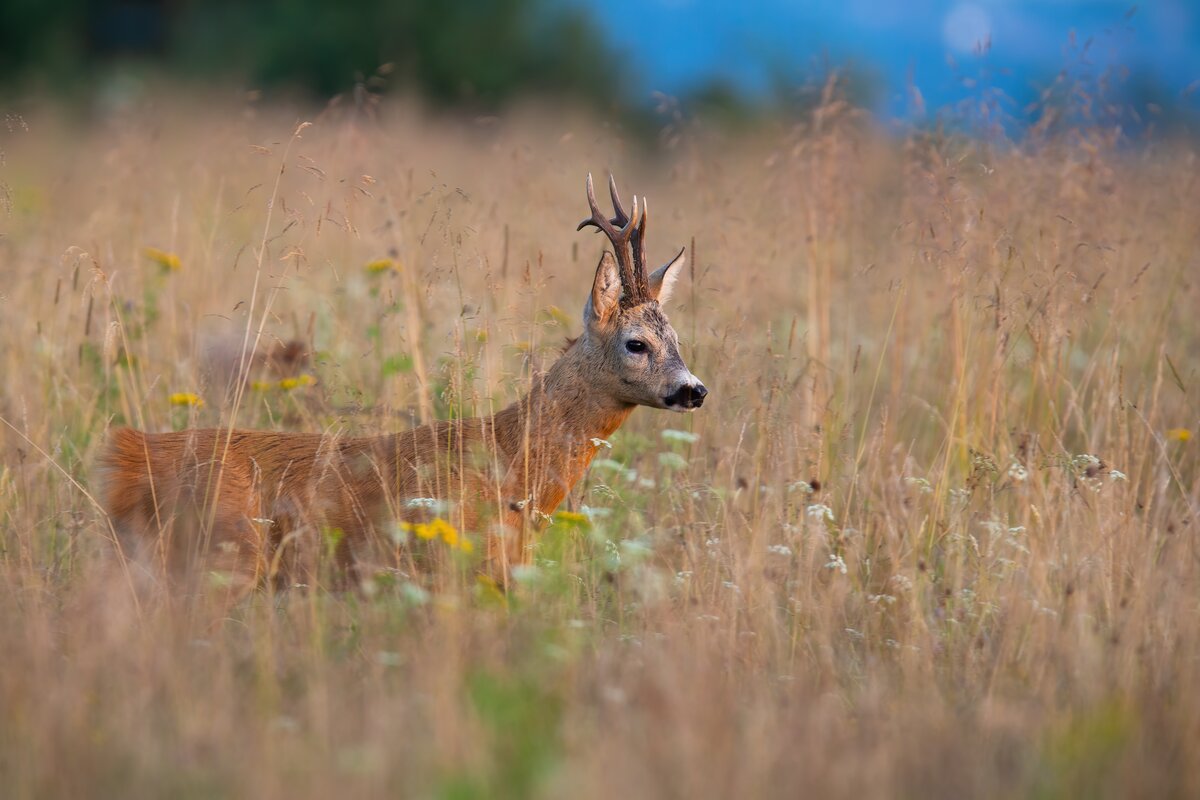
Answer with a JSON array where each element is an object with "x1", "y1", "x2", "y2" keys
[
  {"x1": 633, "y1": 195, "x2": 649, "y2": 276},
  {"x1": 576, "y1": 173, "x2": 597, "y2": 231},
  {"x1": 608, "y1": 174, "x2": 630, "y2": 226}
]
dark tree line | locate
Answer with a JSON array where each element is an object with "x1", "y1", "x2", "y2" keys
[{"x1": 0, "y1": 0, "x2": 627, "y2": 109}]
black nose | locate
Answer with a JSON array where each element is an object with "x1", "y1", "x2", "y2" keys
[{"x1": 664, "y1": 383, "x2": 708, "y2": 409}]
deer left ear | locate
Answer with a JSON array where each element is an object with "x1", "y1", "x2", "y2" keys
[
  {"x1": 584, "y1": 251, "x2": 622, "y2": 330},
  {"x1": 648, "y1": 247, "x2": 686, "y2": 305}
]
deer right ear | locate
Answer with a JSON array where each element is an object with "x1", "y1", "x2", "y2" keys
[
  {"x1": 584, "y1": 251, "x2": 621, "y2": 329},
  {"x1": 648, "y1": 247, "x2": 686, "y2": 305}
]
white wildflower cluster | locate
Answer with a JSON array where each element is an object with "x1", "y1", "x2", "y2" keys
[
  {"x1": 661, "y1": 429, "x2": 700, "y2": 445},
  {"x1": 580, "y1": 505, "x2": 611, "y2": 522},
  {"x1": 825, "y1": 553, "x2": 848, "y2": 575},
  {"x1": 658, "y1": 452, "x2": 688, "y2": 470},
  {"x1": 867, "y1": 593, "x2": 896, "y2": 605},
  {"x1": 1006, "y1": 525, "x2": 1029, "y2": 554},
  {"x1": 589, "y1": 437, "x2": 612, "y2": 449},
  {"x1": 1071, "y1": 453, "x2": 1128, "y2": 492},
  {"x1": 806, "y1": 503, "x2": 835, "y2": 523},
  {"x1": 1007, "y1": 460, "x2": 1028, "y2": 482},
  {"x1": 979, "y1": 518, "x2": 1030, "y2": 557},
  {"x1": 767, "y1": 544, "x2": 793, "y2": 557},
  {"x1": 788, "y1": 480, "x2": 815, "y2": 495},
  {"x1": 905, "y1": 476, "x2": 934, "y2": 494},
  {"x1": 949, "y1": 487, "x2": 972, "y2": 508},
  {"x1": 1073, "y1": 453, "x2": 1104, "y2": 492},
  {"x1": 404, "y1": 497, "x2": 451, "y2": 515},
  {"x1": 890, "y1": 574, "x2": 914, "y2": 593}
]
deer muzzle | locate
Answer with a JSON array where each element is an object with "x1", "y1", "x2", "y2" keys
[{"x1": 663, "y1": 380, "x2": 708, "y2": 410}]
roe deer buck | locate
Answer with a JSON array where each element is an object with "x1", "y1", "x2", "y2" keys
[{"x1": 99, "y1": 174, "x2": 707, "y2": 594}]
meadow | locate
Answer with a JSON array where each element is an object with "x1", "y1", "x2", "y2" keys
[{"x1": 0, "y1": 91, "x2": 1197, "y2": 798}]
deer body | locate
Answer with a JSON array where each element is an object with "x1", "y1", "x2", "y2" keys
[{"x1": 99, "y1": 175, "x2": 706, "y2": 591}]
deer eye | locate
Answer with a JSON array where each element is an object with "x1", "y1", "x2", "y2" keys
[{"x1": 625, "y1": 340, "x2": 647, "y2": 354}]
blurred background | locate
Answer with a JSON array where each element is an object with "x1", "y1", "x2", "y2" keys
[
  {"x1": 1, "y1": 0, "x2": 1196, "y2": 134},
  {"x1": 2, "y1": 4, "x2": 1200, "y2": 798}
]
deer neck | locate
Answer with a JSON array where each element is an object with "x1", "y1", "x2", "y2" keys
[{"x1": 492, "y1": 343, "x2": 634, "y2": 510}]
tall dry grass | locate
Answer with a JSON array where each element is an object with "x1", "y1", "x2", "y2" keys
[{"x1": 0, "y1": 92, "x2": 1197, "y2": 798}]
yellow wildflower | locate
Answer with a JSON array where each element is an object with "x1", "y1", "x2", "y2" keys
[
  {"x1": 168, "y1": 392, "x2": 204, "y2": 407},
  {"x1": 251, "y1": 380, "x2": 273, "y2": 392},
  {"x1": 553, "y1": 510, "x2": 589, "y2": 526},
  {"x1": 278, "y1": 374, "x2": 316, "y2": 391},
  {"x1": 439, "y1": 524, "x2": 474, "y2": 554},
  {"x1": 401, "y1": 521, "x2": 438, "y2": 540},
  {"x1": 400, "y1": 517, "x2": 473, "y2": 553},
  {"x1": 365, "y1": 258, "x2": 398, "y2": 275},
  {"x1": 144, "y1": 247, "x2": 182, "y2": 273},
  {"x1": 1167, "y1": 428, "x2": 1192, "y2": 443}
]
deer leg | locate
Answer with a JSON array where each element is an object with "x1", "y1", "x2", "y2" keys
[
  {"x1": 479, "y1": 501, "x2": 538, "y2": 590},
  {"x1": 177, "y1": 514, "x2": 265, "y2": 630}
]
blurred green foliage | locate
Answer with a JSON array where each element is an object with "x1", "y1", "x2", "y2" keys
[
  {"x1": 0, "y1": 0, "x2": 627, "y2": 110},
  {"x1": 0, "y1": 0, "x2": 84, "y2": 80}
]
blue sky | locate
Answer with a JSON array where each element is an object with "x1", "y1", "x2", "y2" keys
[{"x1": 575, "y1": 0, "x2": 1199, "y2": 118}]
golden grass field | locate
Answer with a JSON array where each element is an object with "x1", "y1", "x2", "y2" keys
[{"x1": 0, "y1": 92, "x2": 1197, "y2": 798}]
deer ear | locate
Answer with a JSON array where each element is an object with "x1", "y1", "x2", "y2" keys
[
  {"x1": 648, "y1": 247, "x2": 686, "y2": 305},
  {"x1": 584, "y1": 251, "x2": 621, "y2": 329}
]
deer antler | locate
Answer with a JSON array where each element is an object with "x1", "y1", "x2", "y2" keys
[
  {"x1": 577, "y1": 173, "x2": 649, "y2": 307},
  {"x1": 604, "y1": 175, "x2": 656, "y2": 296}
]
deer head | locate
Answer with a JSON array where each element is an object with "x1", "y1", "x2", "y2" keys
[{"x1": 575, "y1": 174, "x2": 707, "y2": 412}]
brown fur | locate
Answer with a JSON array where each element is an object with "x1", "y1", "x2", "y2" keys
[{"x1": 98, "y1": 177, "x2": 703, "y2": 594}]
